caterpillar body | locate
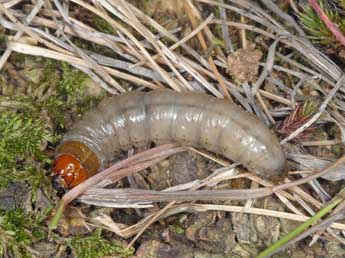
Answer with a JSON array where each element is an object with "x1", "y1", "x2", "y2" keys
[{"x1": 53, "y1": 90, "x2": 286, "y2": 188}]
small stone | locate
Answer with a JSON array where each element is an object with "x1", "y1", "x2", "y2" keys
[
  {"x1": 31, "y1": 241, "x2": 58, "y2": 258},
  {"x1": 0, "y1": 182, "x2": 30, "y2": 210}
]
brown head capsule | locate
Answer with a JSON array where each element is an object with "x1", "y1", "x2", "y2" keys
[
  {"x1": 53, "y1": 141, "x2": 100, "y2": 189},
  {"x1": 53, "y1": 154, "x2": 87, "y2": 188}
]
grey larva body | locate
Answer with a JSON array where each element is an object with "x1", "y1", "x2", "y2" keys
[{"x1": 61, "y1": 90, "x2": 286, "y2": 178}]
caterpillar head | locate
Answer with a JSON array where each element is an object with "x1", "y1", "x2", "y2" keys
[
  {"x1": 52, "y1": 154, "x2": 88, "y2": 189},
  {"x1": 52, "y1": 141, "x2": 100, "y2": 190}
]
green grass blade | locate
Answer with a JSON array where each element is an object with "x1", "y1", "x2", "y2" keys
[{"x1": 257, "y1": 197, "x2": 342, "y2": 258}]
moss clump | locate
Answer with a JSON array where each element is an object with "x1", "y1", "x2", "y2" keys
[
  {"x1": 59, "y1": 62, "x2": 88, "y2": 105},
  {"x1": 0, "y1": 56, "x2": 105, "y2": 256},
  {"x1": 93, "y1": 16, "x2": 116, "y2": 34},
  {"x1": 0, "y1": 32, "x2": 6, "y2": 51},
  {"x1": 67, "y1": 229, "x2": 134, "y2": 258},
  {"x1": 170, "y1": 224, "x2": 185, "y2": 234},
  {"x1": 0, "y1": 111, "x2": 52, "y2": 171},
  {"x1": 0, "y1": 58, "x2": 103, "y2": 190},
  {"x1": 52, "y1": 61, "x2": 104, "y2": 125},
  {"x1": 0, "y1": 111, "x2": 56, "y2": 201},
  {"x1": 0, "y1": 208, "x2": 49, "y2": 257}
]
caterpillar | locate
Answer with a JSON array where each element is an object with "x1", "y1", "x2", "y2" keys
[{"x1": 53, "y1": 90, "x2": 286, "y2": 188}]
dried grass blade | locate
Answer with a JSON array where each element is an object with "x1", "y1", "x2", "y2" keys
[{"x1": 0, "y1": 0, "x2": 44, "y2": 70}]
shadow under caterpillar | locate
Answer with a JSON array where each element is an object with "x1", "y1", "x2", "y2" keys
[{"x1": 53, "y1": 90, "x2": 286, "y2": 188}]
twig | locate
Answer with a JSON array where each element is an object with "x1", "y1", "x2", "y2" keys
[
  {"x1": 116, "y1": 0, "x2": 210, "y2": 68},
  {"x1": 72, "y1": 0, "x2": 182, "y2": 92},
  {"x1": 185, "y1": 0, "x2": 231, "y2": 99},
  {"x1": 240, "y1": 15, "x2": 247, "y2": 49},
  {"x1": 52, "y1": 0, "x2": 126, "y2": 94},
  {"x1": 0, "y1": 0, "x2": 44, "y2": 70},
  {"x1": 252, "y1": 38, "x2": 279, "y2": 94},
  {"x1": 200, "y1": 0, "x2": 343, "y2": 82},
  {"x1": 275, "y1": 155, "x2": 345, "y2": 191},
  {"x1": 259, "y1": 90, "x2": 292, "y2": 105},
  {"x1": 219, "y1": 0, "x2": 233, "y2": 52},
  {"x1": 94, "y1": 203, "x2": 345, "y2": 238},
  {"x1": 302, "y1": 140, "x2": 342, "y2": 146},
  {"x1": 80, "y1": 155, "x2": 345, "y2": 208},
  {"x1": 211, "y1": 19, "x2": 275, "y2": 39},
  {"x1": 256, "y1": 92, "x2": 276, "y2": 124},
  {"x1": 80, "y1": 187, "x2": 273, "y2": 205},
  {"x1": 127, "y1": 202, "x2": 175, "y2": 248},
  {"x1": 7, "y1": 42, "x2": 158, "y2": 90},
  {"x1": 261, "y1": 0, "x2": 305, "y2": 36},
  {"x1": 290, "y1": 76, "x2": 318, "y2": 108},
  {"x1": 3, "y1": 0, "x2": 22, "y2": 9},
  {"x1": 133, "y1": 13, "x2": 214, "y2": 67}
]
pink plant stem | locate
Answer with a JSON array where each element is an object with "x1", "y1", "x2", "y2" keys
[{"x1": 308, "y1": 0, "x2": 345, "y2": 46}]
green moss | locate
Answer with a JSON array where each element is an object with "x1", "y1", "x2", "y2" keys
[
  {"x1": 1, "y1": 209, "x2": 32, "y2": 244},
  {"x1": 170, "y1": 224, "x2": 185, "y2": 234},
  {"x1": 29, "y1": 59, "x2": 91, "y2": 109},
  {"x1": 341, "y1": 0, "x2": 345, "y2": 9},
  {"x1": 67, "y1": 229, "x2": 134, "y2": 258},
  {"x1": 59, "y1": 62, "x2": 88, "y2": 105},
  {"x1": 331, "y1": 144, "x2": 344, "y2": 158},
  {"x1": 8, "y1": 52, "x2": 27, "y2": 65},
  {"x1": 0, "y1": 56, "x2": 106, "y2": 256},
  {"x1": 0, "y1": 32, "x2": 6, "y2": 49},
  {"x1": 40, "y1": 59, "x2": 60, "y2": 87},
  {"x1": 0, "y1": 58, "x2": 100, "y2": 177},
  {"x1": 0, "y1": 111, "x2": 52, "y2": 171},
  {"x1": 93, "y1": 16, "x2": 116, "y2": 34},
  {"x1": 0, "y1": 208, "x2": 50, "y2": 257},
  {"x1": 19, "y1": 60, "x2": 98, "y2": 128}
]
